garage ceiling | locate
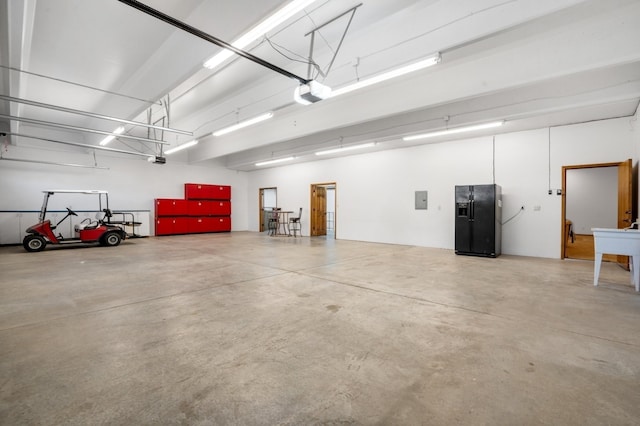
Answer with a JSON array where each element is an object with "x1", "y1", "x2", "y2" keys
[{"x1": 1, "y1": 0, "x2": 639, "y2": 170}]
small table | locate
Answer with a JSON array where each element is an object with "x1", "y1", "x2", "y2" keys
[
  {"x1": 273, "y1": 211, "x2": 293, "y2": 236},
  {"x1": 592, "y1": 228, "x2": 640, "y2": 292}
]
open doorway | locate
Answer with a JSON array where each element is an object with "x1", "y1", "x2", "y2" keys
[
  {"x1": 310, "y1": 183, "x2": 336, "y2": 238},
  {"x1": 561, "y1": 159, "x2": 633, "y2": 269},
  {"x1": 259, "y1": 187, "x2": 277, "y2": 233}
]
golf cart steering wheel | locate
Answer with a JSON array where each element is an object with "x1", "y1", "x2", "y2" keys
[{"x1": 66, "y1": 207, "x2": 78, "y2": 216}]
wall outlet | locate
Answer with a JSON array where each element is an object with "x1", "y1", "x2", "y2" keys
[
  {"x1": 556, "y1": 189, "x2": 562, "y2": 195},
  {"x1": 533, "y1": 205, "x2": 541, "y2": 211}
]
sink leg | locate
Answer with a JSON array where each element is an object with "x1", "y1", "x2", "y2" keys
[
  {"x1": 594, "y1": 253, "x2": 603, "y2": 287},
  {"x1": 633, "y1": 255, "x2": 640, "y2": 292}
]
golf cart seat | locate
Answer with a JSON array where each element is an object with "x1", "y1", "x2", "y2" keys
[{"x1": 75, "y1": 212, "x2": 104, "y2": 232}]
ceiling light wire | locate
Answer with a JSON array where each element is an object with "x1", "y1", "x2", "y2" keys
[
  {"x1": 263, "y1": 36, "x2": 322, "y2": 74},
  {"x1": 302, "y1": 11, "x2": 335, "y2": 56}
]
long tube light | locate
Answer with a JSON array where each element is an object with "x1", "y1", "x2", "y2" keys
[
  {"x1": 315, "y1": 142, "x2": 375, "y2": 156},
  {"x1": 213, "y1": 112, "x2": 274, "y2": 137},
  {"x1": 165, "y1": 139, "x2": 199, "y2": 155},
  {"x1": 255, "y1": 156, "x2": 295, "y2": 166},
  {"x1": 99, "y1": 126, "x2": 125, "y2": 146},
  {"x1": 203, "y1": 0, "x2": 319, "y2": 70},
  {"x1": 402, "y1": 121, "x2": 505, "y2": 141},
  {"x1": 331, "y1": 54, "x2": 441, "y2": 98}
]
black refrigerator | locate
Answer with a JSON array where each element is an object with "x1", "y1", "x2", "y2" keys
[{"x1": 455, "y1": 184, "x2": 502, "y2": 257}]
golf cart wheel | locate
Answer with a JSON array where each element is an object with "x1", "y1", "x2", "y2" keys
[
  {"x1": 100, "y1": 231, "x2": 122, "y2": 247},
  {"x1": 23, "y1": 235, "x2": 47, "y2": 252}
]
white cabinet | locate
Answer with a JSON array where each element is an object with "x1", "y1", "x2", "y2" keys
[{"x1": 0, "y1": 213, "x2": 40, "y2": 245}]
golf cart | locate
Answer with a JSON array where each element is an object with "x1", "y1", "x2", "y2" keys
[{"x1": 23, "y1": 190, "x2": 127, "y2": 252}]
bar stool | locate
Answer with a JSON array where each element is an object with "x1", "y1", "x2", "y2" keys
[
  {"x1": 267, "y1": 208, "x2": 280, "y2": 236},
  {"x1": 289, "y1": 207, "x2": 302, "y2": 237}
]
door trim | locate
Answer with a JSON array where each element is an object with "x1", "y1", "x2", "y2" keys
[
  {"x1": 259, "y1": 187, "x2": 277, "y2": 233},
  {"x1": 561, "y1": 160, "x2": 632, "y2": 263}
]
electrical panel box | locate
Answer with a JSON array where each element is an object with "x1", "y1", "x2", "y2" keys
[{"x1": 415, "y1": 191, "x2": 428, "y2": 210}]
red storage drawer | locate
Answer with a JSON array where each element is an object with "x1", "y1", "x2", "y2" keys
[
  {"x1": 155, "y1": 217, "x2": 174, "y2": 235},
  {"x1": 173, "y1": 200, "x2": 189, "y2": 216},
  {"x1": 210, "y1": 185, "x2": 231, "y2": 200},
  {"x1": 155, "y1": 198, "x2": 180, "y2": 216},
  {"x1": 187, "y1": 200, "x2": 212, "y2": 216},
  {"x1": 155, "y1": 199, "x2": 189, "y2": 217},
  {"x1": 156, "y1": 217, "x2": 191, "y2": 235},
  {"x1": 203, "y1": 217, "x2": 218, "y2": 232},
  {"x1": 185, "y1": 183, "x2": 211, "y2": 199},
  {"x1": 173, "y1": 217, "x2": 190, "y2": 234},
  {"x1": 211, "y1": 201, "x2": 231, "y2": 216},
  {"x1": 187, "y1": 217, "x2": 230, "y2": 233},
  {"x1": 187, "y1": 217, "x2": 208, "y2": 233},
  {"x1": 211, "y1": 216, "x2": 231, "y2": 232}
]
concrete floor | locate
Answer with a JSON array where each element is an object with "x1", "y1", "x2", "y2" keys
[{"x1": 1, "y1": 232, "x2": 639, "y2": 425}]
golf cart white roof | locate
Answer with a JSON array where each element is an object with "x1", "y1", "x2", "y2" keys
[{"x1": 44, "y1": 190, "x2": 108, "y2": 194}]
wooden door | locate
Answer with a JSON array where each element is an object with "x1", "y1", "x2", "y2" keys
[
  {"x1": 310, "y1": 185, "x2": 327, "y2": 236},
  {"x1": 617, "y1": 159, "x2": 633, "y2": 267}
]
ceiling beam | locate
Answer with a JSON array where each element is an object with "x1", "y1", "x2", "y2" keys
[
  {"x1": 0, "y1": 114, "x2": 169, "y2": 145},
  {"x1": 0, "y1": 94, "x2": 193, "y2": 136},
  {"x1": 4, "y1": 132, "x2": 155, "y2": 158}
]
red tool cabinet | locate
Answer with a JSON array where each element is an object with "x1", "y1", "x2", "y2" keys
[{"x1": 155, "y1": 184, "x2": 231, "y2": 236}]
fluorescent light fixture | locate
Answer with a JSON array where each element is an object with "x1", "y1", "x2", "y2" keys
[
  {"x1": 164, "y1": 139, "x2": 198, "y2": 155},
  {"x1": 255, "y1": 156, "x2": 295, "y2": 166},
  {"x1": 331, "y1": 54, "x2": 441, "y2": 98},
  {"x1": 403, "y1": 121, "x2": 505, "y2": 141},
  {"x1": 315, "y1": 142, "x2": 375, "y2": 156},
  {"x1": 213, "y1": 112, "x2": 274, "y2": 137},
  {"x1": 99, "y1": 126, "x2": 125, "y2": 146},
  {"x1": 203, "y1": 0, "x2": 319, "y2": 70}
]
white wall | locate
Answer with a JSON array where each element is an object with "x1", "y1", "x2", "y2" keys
[
  {"x1": 2, "y1": 115, "x2": 637, "y2": 257},
  {"x1": 566, "y1": 167, "x2": 618, "y2": 234},
  {"x1": 0, "y1": 144, "x2": 249, "y2": 235},
  {"x1": 247, "y1": 117, "x2": 637, "y2": 258}
]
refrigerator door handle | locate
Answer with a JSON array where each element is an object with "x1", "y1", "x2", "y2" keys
[{"x1": 470, "y1": 200, "x2": 475, "y2": 221}]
